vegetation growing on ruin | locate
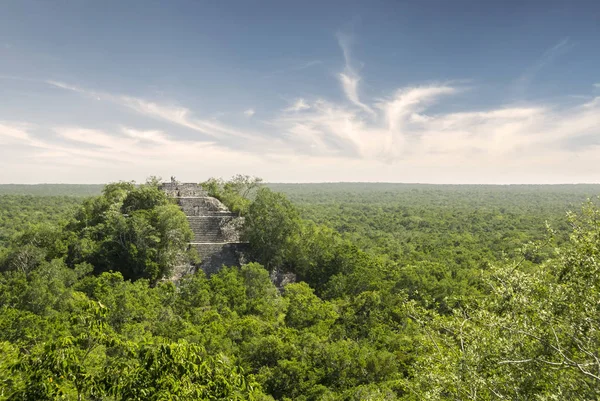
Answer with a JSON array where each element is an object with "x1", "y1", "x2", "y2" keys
[
  {"x1": 1, "y1": 180, "x2": 600, "y2": 399},
  {"x1": 202, "y1": 174, "x2": 264, "y2": 214}
]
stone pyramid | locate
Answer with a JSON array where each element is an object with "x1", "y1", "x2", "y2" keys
[{"x1": 161, "y1": 181, "x2": 247, "y2": 276}]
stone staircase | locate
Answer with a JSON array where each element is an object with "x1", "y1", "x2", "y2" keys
[
  {"x1": 160, "y1": 182, "x2": 247, "y2": 276},
  {"x1": 190, "y1": 243, "x2": 249, "y2": 275},
  {"x1": 188, "y1": 216, "x2": 231, "y2": 242}
]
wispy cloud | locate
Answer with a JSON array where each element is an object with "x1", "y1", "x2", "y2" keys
[
  {"x1": 120, "y1": 97, "x2": 218, "y2": 138},
  {"x1": 47, "y1": 81, "x2": 265, "y2": 143},
  {"x1": 0, "y1": 121, "x2": 266, "y2": 181},
  {"x1": 336, "y1": 32, "x2": 375, "y2": 116},
  {"x1": 39, "y1": 75, "x2": 600, "y2": 170},
  {"x1": 284, "y1": 98, "x2": 311, "y2": 112},
  {"x1": 5, "y1": 77, "x2": 600, "y2": 183},
  {"x1": 336, "y1": 32, "x2": 354, "y2": 68},
  {"x1": 17, "y1": 33, "x2": 599, "y2": 184},
  {"x1": 273, "y1": 77, "x2": 600, "y2": 172},
  {"x1": 339, "y1": 72, "x2": 374, "y2": 116},
  {"x1": 0, "y1": 121, "x2": 32, "y2": 142},
  {"x1": 47, "y1": 80, "x2": 86, "y2": 93}
]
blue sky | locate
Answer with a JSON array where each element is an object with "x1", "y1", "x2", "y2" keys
[{"x1": 1, "y1": 0, "x2": 599, "y2": 183}]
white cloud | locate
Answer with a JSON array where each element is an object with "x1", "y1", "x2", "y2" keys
[
  {"x1": 46, "y1": 80, "x2": 85, "y2": 93},
  {"x1": 339, "y1": 72, "x2": 375, "y2": 115},
  {"x1": 284, "y1": 98, "x2": 311, "y2": 112},
  {"x1": 273, "y1": 81, "x2": 600, "y2": 177},
  {"x1": 56, "y1": 127, "x2": 124, "y2": 149},
  {"x1": 26, "y1": 47, "x2": 600, "y2": 184},
  {"x1": 379, "y1": 86, "x2": 457, "y2": 132},
  {"x1": 594, "y1": 83, "x2": 600, "y2": 88},
  {"x1": 121, "y1": 127, "x2": 169, "y2": 143},
  {"x1": 40, "y1": 77, "x2": 600, "y2": 183},
  {"x1": 119, "y1": 97, "x2": 213, "y2": 136},
  {"x1": 0, "y1": 121, "x2": 32, "y2": 142},
  {"x1": 0, "y1": 123, "x2": 266, "y2": 183},
  {"x1": 45, "y1": 81, "x2": 263, "y2": 142},
  {"x1": 116, "y1": 97, "x2": 276, "y2": 143},
  {"x1": 3, "y1": 84, "x2": 600, "y2": 183},
  {"x1": 336, "y1": 32, "x2": 353, "y2": 68},
  {"x1": 336, "y1": 33, "x2": 375, "y2": 116},
  {"x1": 0, "y1": 121, "x2": 55, "y2": 150}
]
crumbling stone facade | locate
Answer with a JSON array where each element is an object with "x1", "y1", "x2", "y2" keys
[
  {"x1": 161, "y1": 180, "x2": 209, "y2": 198},
  {"x1": 160, "y1": 181, "x2": 247, "y2": 276}
]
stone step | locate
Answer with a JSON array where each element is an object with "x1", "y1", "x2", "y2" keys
[
  {"x1": 190, "y1": 243, "x2": 248, "y2": 275},
  {"x1": 189, "y1": 233, "x2": 227, "y2": 243},
  {"x1": 193, "y1": 235, "x2": 227, "y2": 242},
  {"x1": 186, "y1": 216, "x2": 242, "y2": 243},
  {"x1": 187, "y1": 216, "x2": 225, "y2": 224},
  {"x1": 178, "y1": 197, "x2": 231, "y2": 216}
]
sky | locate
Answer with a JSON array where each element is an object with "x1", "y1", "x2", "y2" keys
[{"x1": 1, "y1": 0, "x2": 600, "y2": 184}]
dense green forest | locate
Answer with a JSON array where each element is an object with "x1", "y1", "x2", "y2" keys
[
  {"x1": 0, "y1": 184, "x2": 104, "y2": 197},
  {"x1": 1, "y1": 180, "x2": 600, "y2": 400},
  {"x1": 0, "y1": 196, "x2": 83, "y2": 249}
]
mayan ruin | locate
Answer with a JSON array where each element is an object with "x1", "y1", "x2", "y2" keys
[{"x1": 160, "y1": 178, "x2": 247, "y2": 276}]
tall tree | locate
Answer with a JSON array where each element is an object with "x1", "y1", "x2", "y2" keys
[
  {"x1": 67, "y1": 179, "x2": 193, "y2": 282},
  {"x1": 243, "y1": 188, "x2": 300, "y2": 270},
  {"x1": 202, "y1": 175, "x2": 263, "y2": 214}
]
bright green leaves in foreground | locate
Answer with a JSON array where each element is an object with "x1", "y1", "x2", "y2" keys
[
  {"x1": 107, "y1": 342, "x2": 263, "y2": 401},
  {"x1": 4, "y1": 287, "x2": 265, "y2": 400}
]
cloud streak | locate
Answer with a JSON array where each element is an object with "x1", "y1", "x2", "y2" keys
[
  {"x1": 336, "y1": 32, "x2": 375, "y2": 116},
  {"x1": 47, "y1": 80, "x2": 268, "y2": 144},
  {"x1": 284, "y1": 98, "x2": 311, "y2": 112}
]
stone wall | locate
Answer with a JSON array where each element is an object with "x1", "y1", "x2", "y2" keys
[
  {"x1": 161, "y1": 182, "x2": 208, "y2": 198},
  {"x1": 191, "y1": 243, "x2": 249, "y2": 276}
]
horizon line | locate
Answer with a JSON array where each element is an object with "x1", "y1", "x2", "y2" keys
[{"x1": 2, "y1": 182, "x2": 600, "y2": 186}]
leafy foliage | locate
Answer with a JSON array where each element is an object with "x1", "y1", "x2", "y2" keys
[
  {"x1": 202, "y1": 174, "x2": 263, "y2": 214},
  {"x1": 65, "y1": 180, "x2": 193, "y2": 282},
  {"x1": 243, "y1": 187, "x2": 301, "y2": 270},
  {"x1": 1, "y1": 181, "x2": 600, "y2": 399}
]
